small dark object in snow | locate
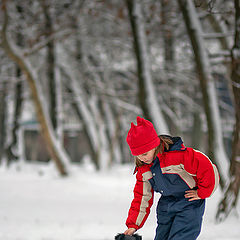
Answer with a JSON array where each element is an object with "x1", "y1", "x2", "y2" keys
[{"x1": 115, "y1": 233, "x2": 142, "y2": 240}]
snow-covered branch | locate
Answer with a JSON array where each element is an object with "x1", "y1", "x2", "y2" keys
[
  {"x1": 202, "y1": 32, "x2": 234, "y2": 39},
  {"x1": 23, "y1": 28, "x2": 75, "y2": 57}
]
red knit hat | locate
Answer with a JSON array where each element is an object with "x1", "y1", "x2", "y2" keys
[{"x1": 126, "y1": 116, "x2": 160, "y2": 156}]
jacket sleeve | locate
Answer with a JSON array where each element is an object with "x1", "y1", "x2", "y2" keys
[
  {"x1": 183, "y1": 148, "x2": 220, "y2": 199},
  {"x1": 126, "y1": 168, "x2": 154, "y2": 230}
]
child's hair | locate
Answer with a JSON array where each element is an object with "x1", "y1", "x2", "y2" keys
[{"x1": 135, "y1": 135, "x2": 173, "y2": 167}]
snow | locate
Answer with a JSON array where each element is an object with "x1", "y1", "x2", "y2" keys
[{"x1": 0, "y1": 162, "x2": 239, "y2": 240}]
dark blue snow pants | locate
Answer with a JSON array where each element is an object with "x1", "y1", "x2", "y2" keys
[{"x1": 154, "y1": 196, "x2": 205, "y2": 240}]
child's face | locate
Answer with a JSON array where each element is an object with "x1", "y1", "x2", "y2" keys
[{"x1": 137, "y1": 148, "x2": 156, "y2": 164}]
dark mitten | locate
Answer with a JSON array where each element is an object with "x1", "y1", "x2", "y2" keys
[{"x1": 115, "y1": 233, "x2": 142, "y2": 240}]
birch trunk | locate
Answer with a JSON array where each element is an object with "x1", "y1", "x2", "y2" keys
[
  {"x1": 1, "y1": 2, "x2": 69, "y2": 176},
  {"x1": 126, "y1": 0, "x2": 169, "y2": 134},
  {"x1": 216, "y1": 0, "x2": 240, "y2": 221},
  {"x1": 178, "y1": 0, "x2": 229, "y2": 188}
]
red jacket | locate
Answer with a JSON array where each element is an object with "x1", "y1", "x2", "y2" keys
[{"x1": 126, "y1": 140, "x2": 219, "y2": 230}]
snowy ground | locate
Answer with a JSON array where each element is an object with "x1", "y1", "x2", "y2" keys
[{"x1": 0, "y1": 162, "x2": 239, "y2": 240}]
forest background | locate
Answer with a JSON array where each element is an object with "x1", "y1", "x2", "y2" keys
[{"x1": 0, "y1": 0, "x2": 240, "y2": 229}]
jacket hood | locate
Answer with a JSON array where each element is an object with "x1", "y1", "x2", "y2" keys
[{"x1": 163, "y1": 135, "x2": 186, "y2": 152}]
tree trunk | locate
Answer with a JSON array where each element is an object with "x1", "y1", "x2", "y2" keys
[
  {"x1": 178, "y1": 0, "x2": 229, "y2": 188},
  {"x1": 55, "y1": 63, "x2": 64, "y2": 142},
  {"x1": 5, "y1": 79, "x2": 23, "y2": 164},
  {"x1": 5, "y1": 3, "x2": 24, "y2": 165},
  {"x1": 85, "y1": 53, "x2": 114, "y2": 169},
  {"x1": 161, "y1": 0, "x2": 175, "y2": 71},
  {"x1": 64, "y1": 83, "x2": 99, "y2": 170},
  {"x1": 1, "y1": 2, "x2": 69, "y2": 176},
  {"x1": 191, "y1": 112, "x2": 203, "y2": 149},
  {"x1": 160, "y1": 0, "x2": 181, "y2": 135},
  {"x1": 74, "y1": 15, "x2": 112, "y2": 170},
  {"x1": 126, "y1": 0, "x2": 169, "y2": 134},
  {"x1": 0, "y1": 81, "x2": 7, "y2": 163},
  {"x1": 201, "y1": 0, "x2": 230, "y2": 50},
  {"x1": 216, "y1": 0, "x2": 240, "y2": 222},
  {"x1": 59, "y1": 59, "x2": 101, "y2": 170},
  {"x1": 42, "y1": 0, "x2": 57, "y2": 130}
]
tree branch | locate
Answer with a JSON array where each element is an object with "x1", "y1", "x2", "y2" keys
[{"x1": 23, "y1": 28, "x2": 76, "y2": 57}]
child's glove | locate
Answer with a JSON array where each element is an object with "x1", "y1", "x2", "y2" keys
[{"x1": 115, "y1": 233, "x2": 142, "y2": 240}]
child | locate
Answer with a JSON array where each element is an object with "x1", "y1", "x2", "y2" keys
[{"x1": 124, "y1": 116, "x2": 219, "y2": 240}]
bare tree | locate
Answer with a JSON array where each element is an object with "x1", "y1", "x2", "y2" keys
[
  {"x1": 0, "y1": 81, "x2": 7, "y2": 163},
  {"x1": 161, "y1": 0, "x2": 175, "y2": 71},
  {"x1": 1, "y1": 0, "x2": 69, "y2": 176},
  {"x1": 216, "y1": 0, "x2": 240, "y2": 221},
  {"x1": 126, "y1": 0, "x2": 169, "y2": 134},
  {"x1": 0, "y1": 0, "x2": 236, "y2": 175},
  {"x1": 42, "y1": 0, "x2": 57, "y2": 130},
  {"x1": 5, "y1": 3, "x2": 24, "y2": 164},
  {"x1": 178, "y1": 0, "x2": 229, "y2": 188}
]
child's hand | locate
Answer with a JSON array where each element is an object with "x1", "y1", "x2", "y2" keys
[
  {"x1": 184, "y1": 190, "x2": 201, "y2": 201},
  {"x1": 124, "y1": 228, "x2": 136, "y2": 235}
]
